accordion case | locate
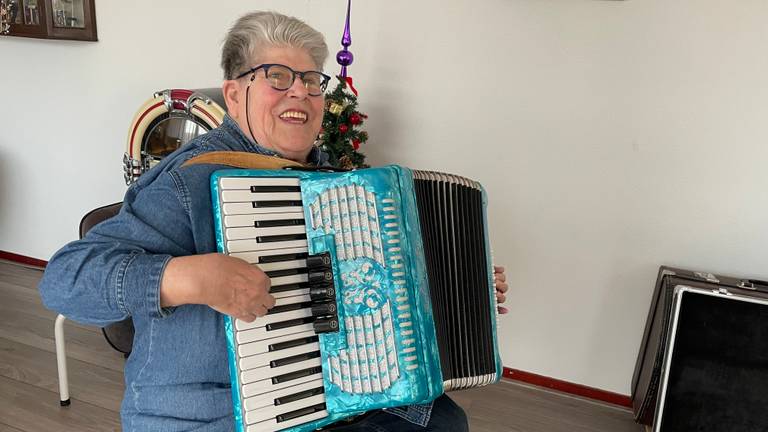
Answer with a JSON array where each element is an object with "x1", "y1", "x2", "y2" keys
[
  {"x1": 211, "y1": 165, "x2": 503, "y2": 432},
  {"x1": 632, "y1": 266, "x2": 768, "y2": 431}
]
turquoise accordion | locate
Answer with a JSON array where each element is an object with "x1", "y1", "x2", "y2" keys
[{"x1": 211, "y1": 165, "x2": 503, "y2": 432}]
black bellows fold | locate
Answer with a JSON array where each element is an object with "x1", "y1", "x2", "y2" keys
[{"x1": 413, "y1": 171, "x2": 495, "y2": 389}]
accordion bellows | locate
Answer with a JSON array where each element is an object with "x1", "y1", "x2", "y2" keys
[{"x1": 212, "y1": 165, "x2": 502, "y2": 432}]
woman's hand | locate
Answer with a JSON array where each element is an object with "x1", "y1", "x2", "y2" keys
[
  {"x1": 494, "y1": 265, "x2": 509, "y2": 314},
  {"x1": 161, "y1": 253, "x2": 275, "y2": 322}
]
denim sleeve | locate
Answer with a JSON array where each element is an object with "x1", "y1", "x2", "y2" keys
[{"x1": 38, "y1": 172, "x2": 194, "y2": 327}]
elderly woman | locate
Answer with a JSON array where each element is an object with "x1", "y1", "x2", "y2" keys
[{"x1": 39, "y1": 11, "x2": 507, "y2": 432}]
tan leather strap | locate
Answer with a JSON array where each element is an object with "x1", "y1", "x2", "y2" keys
[{"x1": 181, "y1": 151, "x2": 304, "y2": 170}]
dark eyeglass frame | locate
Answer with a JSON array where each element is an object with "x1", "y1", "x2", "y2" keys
[{"x1": 235, "y1": 63, "x2": 331, "y2": 96}]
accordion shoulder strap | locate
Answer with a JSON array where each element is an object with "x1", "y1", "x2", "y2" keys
[{"x1": 181, "y1": 151, "x2": 304, "y2": 170}]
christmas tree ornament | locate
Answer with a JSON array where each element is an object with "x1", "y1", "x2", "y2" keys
[
  {"x1": 352, "y1": 139, "x2": 361, "y2": 150},
  {"x1": 328, "y1": 102, "x2": 345, "y2": 115},
  {"x1": 336, "y1": 0, "x2": 354, "y2": 79},
  {"x1": 349, "y1": 113, "x2": 362, "y2": 125},
  {"x1": 338, "y1": 124, "x2": 349, "y2": 133}
]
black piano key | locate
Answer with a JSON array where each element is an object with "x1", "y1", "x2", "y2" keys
[
  {"x1": 276, "y1": 402, "x2": 326, "y2": 422},
  {"x1": 266, "y1": 317, "x2": 314, "y2": 331},
  {"x1": 267, "y1": 301, "x2": 312, "y2": 315},
  {"x1": 271, "y1": 366, "x2": 323, "y2": 385},
  {"x1": 268, "y1": 335, "x2": 319, "y2": 352},
  {"x1": 270, "y1": 283, "x2": 307, "y2": 294},
  {"x1": 258, "y1": 252, "x2": 308, "y2": 264},
  {"x1": 256, "y1": 233, "x2": 307, "y2": 243},
  {"x1": 252, "y1": 200, "x2": 303, "y2": 208},
  {"x1": 250, "y1": 185, "x2": 301, "y2": 193},
  {"x1": 266, "y1": 268, "x2": 302, "y2": 278},
  {"x1": 270, "y1": 350, "x2": 321, "y2": 368},
  {"x1": 274, "y1": 386, "x2": 324, "y2": 406},
  {"x1": 254, "y1": 218, "x2": 305, "y2": 228}
]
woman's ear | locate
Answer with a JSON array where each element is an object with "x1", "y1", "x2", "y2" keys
[{"x1": 222, "y1": 80, "x2": 243, "y2": 119}]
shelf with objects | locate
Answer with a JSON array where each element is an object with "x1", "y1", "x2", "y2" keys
[{"x1": 0, "y1": 0, "x2": 97, "y2": 41}]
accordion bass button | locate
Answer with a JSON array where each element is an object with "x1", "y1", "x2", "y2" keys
[
  {"x1": 311, "y1": 302, "x2": 337, "y2": 317},
  {"x1": 308, "y1": 270, "x2": 333, "y2": 284},
  {"x1": 313, "y1": 317, "x2": 339, "y2": 334},
  {"x1": 309, "y1": 286, "x2": 336, "y2": 301},
  {"x1": 306, "y1": 252, "x2": 332, "y2": 269}
]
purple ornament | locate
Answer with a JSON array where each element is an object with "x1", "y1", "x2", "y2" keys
[
  {"x1": 337, "y1": 0, "x2": 353, "y2": 77},
  {"x1": 336, "y1": 49, "x2": 354, "y2": 67}
]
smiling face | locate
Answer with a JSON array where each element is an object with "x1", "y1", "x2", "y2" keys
[{"x1": 223, "y1": 46, "x2": 325, "y2": 163}]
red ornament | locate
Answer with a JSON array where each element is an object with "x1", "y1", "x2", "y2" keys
[
  {"x1": 349, "y1": 113, "x2": 362, "y2": 125},
  {"x1": 338, "y1": 124, "x2": 349, "y2": 133},
  {"x1": 352, "y1": 139, "x2": 361, "y2": 150}
]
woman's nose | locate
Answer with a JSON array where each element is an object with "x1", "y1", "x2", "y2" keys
[{"x1": 286, "y1": 77, "x2": 309, "y2": 98}]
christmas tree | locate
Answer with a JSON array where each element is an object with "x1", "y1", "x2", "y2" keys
[
  {"x1": 320, "y1": 0, "x2": 369, "y2": 169},
  {"x1": 320, "y1": 77, "x2": 369, "y2": 169}
]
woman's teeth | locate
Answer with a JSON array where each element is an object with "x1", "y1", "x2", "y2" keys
[{"x1": 279, "y1": 111, "x2": 307, "y2": 122}]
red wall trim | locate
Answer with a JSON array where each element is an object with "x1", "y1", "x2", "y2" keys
[
  {"x1": 0, "y1": 250, "x2": 47, "y2": 268},
  {"x1": 0, "y1": 250, "x2": 632, "y2": 408},
  {"x1": 503, "y1": 367, "x2": 632, "y2": 408}
]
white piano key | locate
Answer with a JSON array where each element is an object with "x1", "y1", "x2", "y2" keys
[
  {"x1": 257, "y1": 259, "x2": 307, "y2": 272},
  {"x1": 243, "y1": 378, "x2": 323, "y2": 411},
  {"x1": 236, "y1": 322, "x2": 316, "y2": 344},
  {"x1": 241, "y1": 357, "x2": 322, "y2": 387},
  {"x1": 220, "y1": 177, "x2": 300, "y2": 190},
  {"x1": 227, "y1": 239, "x2": 308, "y2": 253},
  {"x1": 223, "y1": 203, "x2": 303, "y2": 216},
  {"x1": 270, "y1": 273, "x2": 309, "y2": 287},
  {"x1": 226, "y1": 225, "x2": 306, "y2": 240},
  {"x1": 236, "y1": 308, "x2": 313, "y2": 331},
  {"x1": 225, "y1": 212, "x2": 306, "y2": 228},
  {"x1": 245, "y1": 409, "x2": 328, "y2": 432},
  {"x1": 242, "y1": 369, "x2": 322, "y2": 398},
  {"x1": 238, "y1": 330, "x2": 317, "y2": 357},
  {"x1": 273, "y1": 293, "x2": 311, "y2": 305},
  {"x1": 245, "y1": 393, "x2": 326, "y2": 425},
  {"x1": 239, "y1": 342, "x2": 320, "y2": 372},
  {"x1": 222, "y1": 190, "x2": 302, "y2": 203}
]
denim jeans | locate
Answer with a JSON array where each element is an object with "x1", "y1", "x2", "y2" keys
[{"x1": 323, "y1": 395, "x2": 468, "y2": 432}]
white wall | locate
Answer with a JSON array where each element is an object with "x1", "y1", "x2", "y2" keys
[{"x1": 2, "y1": 0, "x2": 768, "y2": 395}]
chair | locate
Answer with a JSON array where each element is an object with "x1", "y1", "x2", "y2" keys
[{"x1": 55, "y1": 202, "x2": 133, "y2": 406}]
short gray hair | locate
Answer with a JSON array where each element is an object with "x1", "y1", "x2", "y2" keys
[{"x1": 221, "y1": 11, "x2": 329, "y2": 80}]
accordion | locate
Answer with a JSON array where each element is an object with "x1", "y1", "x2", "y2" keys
[{"x1": 211, "y1": 165, "x2": 503, "y2": 432}]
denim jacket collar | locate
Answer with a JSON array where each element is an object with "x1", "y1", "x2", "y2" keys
[{"x1": 221, "y1": 114, "x2": 328, "y2": 167}]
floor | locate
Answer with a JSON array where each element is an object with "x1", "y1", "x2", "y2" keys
[{"x1": 0, "y1": 259, "x2": 642, "y2": 431}]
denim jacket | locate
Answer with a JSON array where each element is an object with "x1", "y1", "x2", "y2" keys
[{"x1": 38, "y1": 115, "x2": 433, "y2": 431}]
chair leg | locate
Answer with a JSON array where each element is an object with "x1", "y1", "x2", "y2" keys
[{"x1": 54, "y1": 314, "x2": 71, "y2": 406}]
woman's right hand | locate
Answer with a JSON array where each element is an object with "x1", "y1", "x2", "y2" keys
[{"x1": 160, "y1": 253, "x2": 275, "y2": 322}]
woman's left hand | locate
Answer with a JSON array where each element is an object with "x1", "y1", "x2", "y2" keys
[{"x1": 494, "y1": 265, "x2": 509, "y2": 314}]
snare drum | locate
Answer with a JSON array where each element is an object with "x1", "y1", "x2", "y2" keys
[{"x1": 123, "y1": 88, "x2": 226, "y2": 185}]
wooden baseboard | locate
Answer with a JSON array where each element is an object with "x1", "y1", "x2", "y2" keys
[
  {"x1": 0, "y1": 250, "x2": 47, "y2": 268},
  {"x1": 503, "y1": 367, "x2": 632, "y2": 408},
  {"x1": 1, "y1": 250, "x2": 634, "y2": 409}
]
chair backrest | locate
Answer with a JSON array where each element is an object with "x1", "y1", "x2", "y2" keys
[
  {"x1": 79, "y1": 202, "x2": 123, "y2": 238},
  {"x1": 79, "y1": 202, "x2": 135, "y2": 356}
]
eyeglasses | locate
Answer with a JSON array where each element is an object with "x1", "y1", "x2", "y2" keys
[{"x1": 236, "y1": 64, "x2": 331, "y2": 96}]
